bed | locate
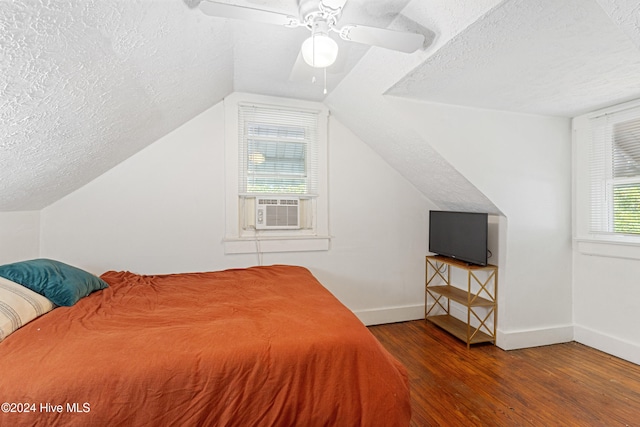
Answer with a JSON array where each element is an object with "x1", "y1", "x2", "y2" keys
[{"x1": 0, "y1": 263, "x2": 410, "y2": 426}]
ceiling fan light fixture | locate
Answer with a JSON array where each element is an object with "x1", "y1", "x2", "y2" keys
[{"x1": 301, "y1": 33, "x2": 338, "y2": 68}]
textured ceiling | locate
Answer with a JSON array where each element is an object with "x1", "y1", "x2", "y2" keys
[
  {"x1": 1, "y1": 0, "x2": 640, "y2": 212},
  {"x1": 387, "y1": 0, "x2": 640, "y2": 116},
  {"x1": 1, "y1": 0, "x2": 234, "y2": 210}
]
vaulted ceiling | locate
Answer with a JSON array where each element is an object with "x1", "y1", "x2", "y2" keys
[{"x1": 1, "y1": 0, "x2": 640, "y2": 212}]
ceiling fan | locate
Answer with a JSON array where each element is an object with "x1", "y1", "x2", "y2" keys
[{"x1": 198, "y1": 0, "x2": 426, "y2": 70}]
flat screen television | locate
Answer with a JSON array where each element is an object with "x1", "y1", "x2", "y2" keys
[{"x1": 429, "y1": 210, "x2": 488, "y2": 266}]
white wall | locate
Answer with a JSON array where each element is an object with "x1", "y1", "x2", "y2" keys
[
  {"x1": 40, "y1": 100, "x2": 436, "y2": 324},
  {"x1": 41, "y1": 103, "x2": 228, "y2": 275},
  {"x1": 386, "y1": 98, "x2": 574, "y2": 349},
  {"x1": 0, "y1": 211, "x2": 40, "y2": 265},
  {"x1": 572, "y1": 253, "x2": 640, "y2": 364}
]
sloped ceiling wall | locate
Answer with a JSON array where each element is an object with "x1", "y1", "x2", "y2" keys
[
  {"x1": 326, "y1": 0, "x2": 506, "y2": 214},
  {"x1": 388, "y1": 0, "x2": 640, "y2": 116},
  {"x1": 1, "y1": 0, "x2": 234, "y2": 210},
  {"x1": 1, "y1": 0, "x2": 640, "y2": 212}
]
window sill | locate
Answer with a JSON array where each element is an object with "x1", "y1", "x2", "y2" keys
[
  {"x1": 224, "y1": 235, "x2": 331, "y2": 254},
  {"x1": 574, "y1": 239, "x2": 640, "y2": 261}
]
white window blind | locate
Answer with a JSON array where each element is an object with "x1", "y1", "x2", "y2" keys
[
  {"x1": 589, "y1": 106, "x2": 640, "y2": 235},
  {"x1": 238, "y1": 103, "x2": 319, "y2": 197}
]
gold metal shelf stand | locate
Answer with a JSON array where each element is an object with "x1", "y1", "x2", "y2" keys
[{"x1": 425, "y1": 255, "x2": 498, "y2": 348}]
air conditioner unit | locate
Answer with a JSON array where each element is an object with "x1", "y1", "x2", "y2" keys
[{"x1": 255, "y1": 197, "x2": 300, "y2": 230}]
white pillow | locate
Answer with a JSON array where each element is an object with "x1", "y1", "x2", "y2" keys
[{"x1": 0, "y1": 276, "x2": 54, "y2": 342}]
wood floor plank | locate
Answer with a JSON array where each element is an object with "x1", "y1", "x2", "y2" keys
[{"x1": 368, "y1": 320, "x2": 640, "y2": 426}]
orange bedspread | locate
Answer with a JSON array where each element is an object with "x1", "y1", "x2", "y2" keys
[{"x1": 0, "y1": 265, "x2": 410, "y2": 426}]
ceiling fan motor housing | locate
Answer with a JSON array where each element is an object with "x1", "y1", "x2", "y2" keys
[{"x1": 299, "y1": 0, "x2": 342, "y2": 29}]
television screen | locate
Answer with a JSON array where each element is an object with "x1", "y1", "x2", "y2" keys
[{"x1": 429, "y1": 211, "x2": 488, "y2": 266}]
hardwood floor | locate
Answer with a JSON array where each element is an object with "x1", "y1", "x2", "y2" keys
[{"x1": 368, "y1": 320, "x2": 640, "y2": 426}]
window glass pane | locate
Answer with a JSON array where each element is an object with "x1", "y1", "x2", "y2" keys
[
  {"x1": 246, "y1": 126, "x2": 308, "y2": 194},
  {"x1": 613, "y1": 183, "x2": 640, "y2": 235},
  {"x1": 613, "y1": 118, "x2": 640, "y2": 178},
  {"x1": 247, "y1": 177, "x2": 307, "y2": 194},
  {"x1": 248, "y1": 140, "x2": 306, "y2": 176}
]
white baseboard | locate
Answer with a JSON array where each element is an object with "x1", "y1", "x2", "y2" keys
[
  {"x1": 435, "y1": 302, "x2": 573, "y2": 350},
  {"x1": 353, "y1": 304, "x2": 424, "y2": 326},
  {"x1": 497, "y1": 325, "x2": 640, "y2": 366},
  {"x1": 574, "y1": 325, "x2": 640, "y2": 365},
  {"x1": 356, "y1": 305, "x2": 640, "y2": 366},
  {"x1": 496, "y1": 324, "x2": 574, "y2": 350}
]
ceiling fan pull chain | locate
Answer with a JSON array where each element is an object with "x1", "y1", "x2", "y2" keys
[{"x1": 313, "y1": 32, "x2": 317, "y2": 67}]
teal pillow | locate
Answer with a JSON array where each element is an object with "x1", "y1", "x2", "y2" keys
[{"x1": 0, "y1": 259, "x2": 108, "y2": 307}]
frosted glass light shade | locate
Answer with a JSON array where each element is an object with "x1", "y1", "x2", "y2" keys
[{"x1": 301, "y1": 34, "x2": 338, "y2": 68}]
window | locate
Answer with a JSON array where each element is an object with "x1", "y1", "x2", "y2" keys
[
  {"x1": 239, "y1": 104, "x2": 318, "y2": 198},
  {"x1": 589, "y1": 107, "x2": 640, "y2": 237},
  {"x1": 223, "y1": 93, "x2": 330, "y2": 254}
]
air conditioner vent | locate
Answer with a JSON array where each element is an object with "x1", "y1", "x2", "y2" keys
[
  {"x1": 258, "y1": 198, "x2": 279, "y2": 205},
  {"x1": 255, "y1": 197, "x2": 300, "y2": 229}
]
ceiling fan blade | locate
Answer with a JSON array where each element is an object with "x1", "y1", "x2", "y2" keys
[
  {"x1": 339, "y1": 24, "x2": 425, "y2": 53},
  {"x1": 199, "y1": 1, "x2": 299, "y2": 27}
]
